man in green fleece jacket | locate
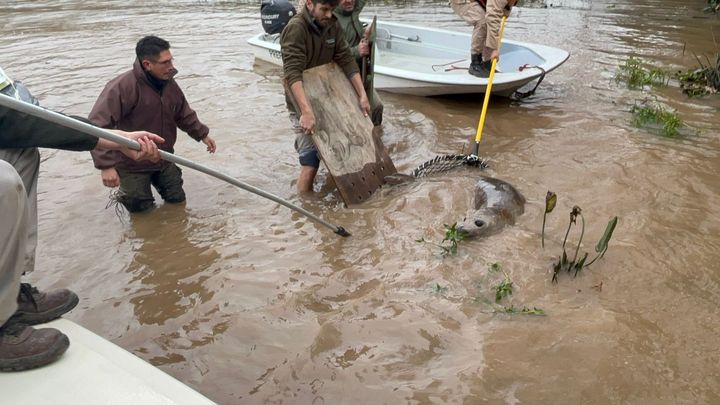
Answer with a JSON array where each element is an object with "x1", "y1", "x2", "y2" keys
[
  {"x1": 0, "y1": 83, "x2": 162, "y2": 371},
  {"x1": 280, "y1": 0, "x2": 371, "y2": 193},
  {"x1": 333, "y1": 0, "x2": 384, "y2": 126}
]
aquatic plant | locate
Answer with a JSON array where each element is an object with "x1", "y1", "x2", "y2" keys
[
  {"x1": 674, "y1": 53, "x2": 720, "y2": 97},
  {"x1": 488, "y1": 263, "x2": 514, "y2": 303},
  {"x1": 416, "y1": 222, "x2": 466, "y2": 257},
  {"x1": 475, "y1": 263, "x2": 545, "y2": 316},
  {"x1": 551, "y1": 204, "x2": 618, "y2": 283},
  {"x1": 615, "y1": 57, "x2": 668, "y2": 89},
  {"x1": 541, "y1": 190, "x2": 557, "y2": 248},
  {"x1": 500, "y1": 305, "x2": 546, "y2": 316},
  {"x1": 630, "y1": 100, "x2": 684, "y2": 137},
  {"x1": 433, "y1": 283, "x2": 449, "y2": 294}
]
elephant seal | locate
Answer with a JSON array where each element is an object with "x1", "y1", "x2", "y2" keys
[{"x1": 457, "y1": 176, "x2": 526, "y2": 238}]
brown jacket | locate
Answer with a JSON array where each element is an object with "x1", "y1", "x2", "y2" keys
[
  {"x1": 280, "y1": 9, "x2": 359, "y2": 89},
  {"x1": 89, "y1": 59, "x2": 209, "y2": 171}
]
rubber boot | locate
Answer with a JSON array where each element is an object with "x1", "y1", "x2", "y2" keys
[
  {"x1": 10, "y1": 283, "x2": 79, "y2": 325},
  {"x1": 0, "y1": 322, "x2": 69, "y2": 372},
  {"x1": 469, "y1": 54, "x2": 491, "y2": 78}
]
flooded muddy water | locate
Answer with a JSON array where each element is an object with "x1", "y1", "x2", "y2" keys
[{"x1": 2, "y1": 0, "x2": 719, "y2": 403}]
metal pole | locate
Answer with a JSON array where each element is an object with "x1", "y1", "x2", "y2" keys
[{"x1": 0, "y1": 94, "x2": 351, "y2": 237}]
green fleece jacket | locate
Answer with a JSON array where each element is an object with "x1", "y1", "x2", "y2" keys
[
  {"x1": 333, "y1": 0, "x2": 367, "y2": 61},
  {"x1": 280, "y1": 9, "x2": 359, "y2": 88}
]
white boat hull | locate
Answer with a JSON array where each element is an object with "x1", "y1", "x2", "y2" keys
[
  {"x1": 247, "y1": 19, "x2": 569, "y2": 97},
  {"x1": 0, "y1": 319, "x2": 215, "y2": 404}
]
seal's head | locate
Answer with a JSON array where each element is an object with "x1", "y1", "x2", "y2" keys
[{"x1": 456, "y1": 210, "x2": 498, "y2": 239}]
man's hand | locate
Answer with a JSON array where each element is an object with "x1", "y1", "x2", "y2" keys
[
  {"x1": 300, "y1": 110, "x2": 316, "y2": 135},
  {"x1": 490, "y1": 49, "x2": 500, "y2": 62},
  {"x1": 358, "y1": 39, "x2": 370, "y2": 57},
  {"x1": 100, "y1": 130, "x2": 164, "y2": 161},
  {"x1": 202, "y1": 136, "x2": 217, "y2": 153},
  {"x1": 101, "y1": 167, "x2": 119, "y2": 188},
  {"x1": 359, "y1": 94, "x2": 370, "y2": 117},
  {"x1": 114, "y1": 131, "x2": 163, "y2": 162}
]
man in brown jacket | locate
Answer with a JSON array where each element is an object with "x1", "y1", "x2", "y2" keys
[
  {"x1": 90, "y1": 36, "x2": 216, "y2": 212},
  {"x1": 450, "y1": 0, "x2": 518, "y2": 77},
  {"x1": 281, "y1": 0, "x2": 371, "y2": 193}
]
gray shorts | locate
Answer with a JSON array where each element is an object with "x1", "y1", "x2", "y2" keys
[{"x1": 290, "y1": 113, "x2": 320, "y2": 168}]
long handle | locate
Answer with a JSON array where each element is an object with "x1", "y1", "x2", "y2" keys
[
  {"x1": 471, "y1": 15, "x2": 507, "y2": 157},
  {"x1": 0, "y1": 94, "x2": 351, "y2": 237}
]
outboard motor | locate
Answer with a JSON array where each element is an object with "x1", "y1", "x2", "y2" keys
[{"x1": 261, "y1": 0, "x2": 297, "y2": 35}]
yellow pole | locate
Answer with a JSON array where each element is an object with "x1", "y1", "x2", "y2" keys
[{"x1": 471, "y1": 15, "x2": 507, "y2": 157}]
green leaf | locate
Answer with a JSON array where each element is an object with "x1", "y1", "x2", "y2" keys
[
  {"x1": 595, "y1": 217, "x2": 618, "y2": 253},
  {"x1": 545, "y1": 191, "x2": 557, "y2": 214}
]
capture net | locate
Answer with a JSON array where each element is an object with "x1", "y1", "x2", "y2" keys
[{"x1": 409, "y1": 154, "x2": 489, "y2": 178}]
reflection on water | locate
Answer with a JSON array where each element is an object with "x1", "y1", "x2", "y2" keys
[
  {"x1": 126, "y1": 206, "x2": 220, "y2": 326},
  {"x1": 4, "y1": 0, "x2": 720, "y2": 403}
]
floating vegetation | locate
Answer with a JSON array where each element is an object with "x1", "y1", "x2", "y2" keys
[
  {"x1": 475, "y1": 263, "x2": 546, "y2": 316},
  {"x1": 488, "y1": 262, "x2": 514, "y2": 303},
  {"x1": 500, "y1": 305, "x2": 546, "y2": 316},
  {"x1": 630, "y1": 100, "x2": 686, "y2": 137},
  {"x1": 674, "y1": 53, "x2": 720, "y2": 97},
  {"x1": 433, "y1": 283, "x2": 449, "y2": 294},
  {"x1": 551, "y1": 206, "x2": 618, "y2": 283},
  {"x1": 615, "y1": 57, "x2": 668, "y2": 89},
  {"x1": 416, "y1": 222, "x2": 465, "y2": 257}
]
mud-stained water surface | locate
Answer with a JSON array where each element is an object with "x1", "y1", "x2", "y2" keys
[{"x1": 2, "y1": 0, "x2": 720, "y2": 403}]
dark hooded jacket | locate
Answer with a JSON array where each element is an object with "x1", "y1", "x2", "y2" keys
[{"x1": 89, "y1": 59, "x2": 209, "y2": 171}]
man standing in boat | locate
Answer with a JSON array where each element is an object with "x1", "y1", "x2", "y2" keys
[
  {"x1": 0, "y1": 68, "x2": 163, "y2": 370},
  {"x1": 333, "y1": 0, "x2": 384, "y2": 126},
  {"x1": 280, "y1": 0, "x2": 371, "y2": 193},
  {"x1": 449, "y1": 0, "x2": 518, "y2": 77},
  {"x1": 90, "y1": 36, "x2": 217, "y2": 213}
]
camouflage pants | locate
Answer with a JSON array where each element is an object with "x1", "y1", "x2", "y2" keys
[
  {"x1": 449, "y1": 0, "x2": 492, "y2": 59},
  {"x1": 116, "y1": 163, "x2": 186, "y2": 213}
]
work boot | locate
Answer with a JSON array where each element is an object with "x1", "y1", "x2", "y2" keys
[
  {"x1": 0, "y1": 322, "x2": 69, "y2": 372},
  {"x1": 11, "y1": 283, "x2": 79, "y2": 325},
  {"x1": 468, "y1": 54, "x2": 491, "y2": 78}
]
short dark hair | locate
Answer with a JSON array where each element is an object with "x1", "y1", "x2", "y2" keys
[
  {"x1": 135, "y1": 36, "x2": 170, "y2": 61},
  {"x1": 311, "y1": 0, "x2": 340, "y2": 7}
]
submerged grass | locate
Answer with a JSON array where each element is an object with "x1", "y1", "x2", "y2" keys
[
  {"x1": 615, "y1": 57, "x2": 668, "y2": 89},
  {"x1": 630, "y1": 100, "x2": 686, "y2": 137}
]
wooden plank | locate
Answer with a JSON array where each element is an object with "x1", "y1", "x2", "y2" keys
[{"x1": 287, "y1": 62, "x2": 396, "y2": 206}]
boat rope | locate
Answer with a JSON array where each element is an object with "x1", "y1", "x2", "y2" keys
[
  {"x1": 511, "y1": 64, "x2": 546, "y2": 100},
  {"x1": 432, "y1": 59, "x2": 467, "y2": 72}
]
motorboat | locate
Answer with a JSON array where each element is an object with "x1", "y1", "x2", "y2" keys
[{"x1": 247, "y1": 19, "x2": 570, "y2": 97}]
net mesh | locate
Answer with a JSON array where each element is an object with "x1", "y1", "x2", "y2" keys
[{"x1": 409, "y1": 154, "x2": 489, "y2": 178}]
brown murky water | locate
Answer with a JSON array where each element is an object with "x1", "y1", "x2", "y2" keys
[{"x1": 3, "y1": 0, "x2": 720, "y2": 403}]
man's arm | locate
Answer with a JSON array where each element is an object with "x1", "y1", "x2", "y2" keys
[
  {"x1": 0, "y1": 106, "x2": 98, "y2": 151},
  {"x1": 174, "y1": 90, "x2": 214, "y2": 153},
  {"x1": 97, "y1": 130, "x2": 163, "y2": 162},
  {"x1": 289, "y1": 80, "x2": 316, "y2": 135},
  {"x1": 348, "y1": 73, "x2": 370, "y2": 117},
  {"x1": 281, "y1": 20, "x2": 317, "y2": 133},
  {"x1": 0, "y1": 105, "x2": 163, "y2": 161},
  {"x1": 332, "y1": 27, "x2": 360, "y2": 79},
  {"x1": 88, "y1": 81, "x2": 127, "y2": 170},
  {"x1": 485, "y1": 0, "x2": 510, "y2": 60}
]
